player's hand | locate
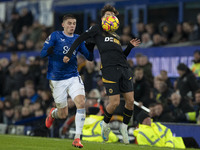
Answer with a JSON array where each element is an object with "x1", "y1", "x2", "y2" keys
[
  {"x1": 130, "y1": 38, "x2": 141, "y2": 47},
  {"x1": 63, "y1": 56, "x2": 70, "y2": 63}
]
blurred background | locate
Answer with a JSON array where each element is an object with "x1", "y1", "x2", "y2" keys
[{"x1": 0, "y1": 0, "x2": 200, "y2": 145}]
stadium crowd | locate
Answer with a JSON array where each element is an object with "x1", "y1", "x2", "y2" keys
[
  {"x1": 0, "y1": 9, "x2": 200, "y2": 52},
  {"x1": 1, "y1": 49, "x2": 200, "y2": 127},
  {"x1": 0, "y1": 8, "x2": 200, "y2": 136}
]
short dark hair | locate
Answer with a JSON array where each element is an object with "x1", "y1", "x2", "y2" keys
[
  {"x1": 101, "y1": 5, "x2": 119, "y2": 17},
  {"x1": 63, "y1": 14, "x2": 76, "y2": 21},
  {"x1": 177, "y1": 63, "x2": 188, "y2": 71}
]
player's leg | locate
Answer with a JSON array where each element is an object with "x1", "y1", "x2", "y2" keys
[
  {"x1": 101, "y1": 94, "x2": 120, "y2": 141},
  {"x1": 120, "y1": 91, "x2": 134, "y2": 144},
  {"x1": 101, "y1": 66, "x2": 121, "y2": 141},
  {"x1": 68, "y1": 76, "x2": 85, "y2": 148},
  {"x1": 46, "y1": 80, "x2": 69, "y2": 128},
  {"x1": 119, "y1": 67, "x2": 134, "y2": 144}
]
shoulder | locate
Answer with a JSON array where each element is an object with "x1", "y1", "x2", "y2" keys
[
  {"x1": 48, "y1": 31, "x2": 61, "y2": 39},
  {"x1": 74, "y1": 34, "x2": 80, "y2": 38},
  {"x1": 51, "y1": 31, "x2": 60, "y2": 35}
]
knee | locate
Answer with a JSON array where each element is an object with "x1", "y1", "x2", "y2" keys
[
  {"x1": 112, "y1": 100, "x2": 120, "y2": 109},
  {"x1": 76, "y1": 99, "x2": 85, "y2": 109}
]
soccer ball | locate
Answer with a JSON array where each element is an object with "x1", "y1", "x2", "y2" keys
[{"x1": 102, "y1": 16, "x2": 120, "y2": 32}]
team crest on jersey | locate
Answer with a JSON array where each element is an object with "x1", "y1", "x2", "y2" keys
[{"x1": 60, "y1": 38, "x2": 65, "y2": 42}]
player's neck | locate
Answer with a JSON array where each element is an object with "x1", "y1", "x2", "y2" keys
[{"x1": 63, "y1": 31, "x2": 74, "y2": 37}]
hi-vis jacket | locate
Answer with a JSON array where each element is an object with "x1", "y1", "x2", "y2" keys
[
  {"x1": 133, "y1": 122, "x2": 185, "y2": 149},
  {"x1": 82, "y1": 115, "x2": 118, "y2": 142}
]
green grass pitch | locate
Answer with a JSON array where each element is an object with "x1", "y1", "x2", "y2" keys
[{"x1": 0, "y1": 134, "x2": 198, "y2": 150}]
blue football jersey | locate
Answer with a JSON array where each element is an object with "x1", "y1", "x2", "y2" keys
[{"x1": 40, "y1": 31, "x2": 93, "y2": 80}]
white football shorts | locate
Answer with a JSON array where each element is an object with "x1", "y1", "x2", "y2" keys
[{"x1": 49, "y1": 76, "x2": 85, "y2": 108}]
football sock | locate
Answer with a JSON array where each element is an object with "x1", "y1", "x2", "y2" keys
[
  {"x1": 51, "y1": 108, "x2": 58, "y2": 119},
  {"x1": 75, "y1": 108, "x2": 86, "y2": 139},
  {"x1": 103, "y1": 110, "x2": 113, "y2": 123},
  {"x1": 123, "y1": 107, "x2": 133, "y2": 125}
]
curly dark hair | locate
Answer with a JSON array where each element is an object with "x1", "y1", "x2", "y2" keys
[{"x1": 101, "y1": 5, "x2": 119, "y2": 17}]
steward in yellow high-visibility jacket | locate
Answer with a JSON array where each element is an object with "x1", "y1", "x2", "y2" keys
[
  {"x1": 133, "y1": 111, "x2": 186, "y2": 149},
  {"x1": 82, "y1": 115, "x2": 118, "y2": 143}
]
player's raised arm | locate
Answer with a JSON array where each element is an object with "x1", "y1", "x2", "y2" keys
[
  {"x1": 63, "y1": 25, "x2": 100, "y2": 63},
  {"x1": 40, "y1": 32, "x2": 56, "y2": 58},
  {"x1": 123, "y1": 38, "x2": 141, "y2": 57},
  {"x1": 78, "y1": 42, "x2": 94, "y2": 61}
]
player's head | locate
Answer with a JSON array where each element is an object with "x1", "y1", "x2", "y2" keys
[
  {"x1": 62, "y1": 14, "x2": 76, "y2": 35},
  {"x1": 101, "y1": 5, "x2": 119, "y2": 20}
]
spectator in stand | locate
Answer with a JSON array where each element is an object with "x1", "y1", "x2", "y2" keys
[
  {"x1": 135, "y1": 53, "x2": 143, "y2": 67},
  {"x1": 152, "y1": 33, "x2": 163, "y2": 47},
  {"x1": 3, "y1": 100, "x2": 14, "y2": 124},
  {"x1": 155, "y1": 81, "x2": 173, "y2": 109},
  {"x1": 186, "y1": 89, "x2": 200, "y2": 124},
  {"x1": 18, "y1": 64, "x2": 34, "y2": 87},
  {"x1": 156, "y1": 70, "x2": 173, "y2": 89},
  {"x1": 191, "y1": 50, "x2": 200, "y2": 77},
  {"x1": 20, "y1": 8, "x2": 34, "y2": 27},
  {"x1": 25, "y1": 87, "x2": 39, "y2": 103},
  {"x1": 176, "y1": 63, "x2": 199, "y2": 99},
  {"x1": 182, "y1": 22, "x2": 199, "y2": 41},
  {"x1": 120, "y1": 25, "x2": 134, "y2": 45},
  {"x1": 127, "y1": 59, "x2": 135, "y2": 73},
  {"x1": 25, "y1": 39, "x2": 35, "y2": 51},
  {"x1": 10, "y1": 11, "x2": 23, "y2": 41},
  {"x1": 169, "y1": 92, "x2": 194, "y2": 123},
  {"x1": 4, "y1": 64, "x2": 20, "y2": 95},
  {"x1": 159, "y1": 22, "x2": 173, "y2": 44},
  {"x1": 136, "y1": 22, "x2": 145, "y2": 39},
  {"x1": 83, "y1": 60, "x2": 99, "y2": 94},
  {"x1": 153, "y1": 102, "x2": 174, "y2": 122},
  {"x1": 9, "y1": 52, "x2": 19, "y2": 66},
  {"x1": 21, "y1": 106, "x2": 33, "y2": 120},
  {"x1": 171, "y1": 23, "x2": 185, "y2": 43},
  {"x1": 133, "y1": 67, "x2": 151, "y2": 119},
  {"x1": 196, "y1": 13, "x2": 200, "y2": 40},
  {"x1": 145, "y1": 23, "x2": 155, "y2": 38},
  {"x1": 138, "y1": 55, "x2": 154, "y2": 87},
  {"x1": 134, "y1": 67, "x2": 151, "y2": 107},
  {"x1": 139, "y1": 33, "x2": 153, "y2": 48},
  {"x1": 29, "y1": 21, "x2": 43, "y2": 44},
  {"x1": 40, "y1": 90, "x2": 53, "y2": 112}
]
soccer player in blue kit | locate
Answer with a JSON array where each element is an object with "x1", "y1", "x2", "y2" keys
[{"x1": 40, "y1": 14, "x2": 94, "y2": 148}]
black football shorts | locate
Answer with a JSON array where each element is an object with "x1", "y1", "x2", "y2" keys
[{"x1": 101, "y1": 66, "x2": 134, "y2": 95}]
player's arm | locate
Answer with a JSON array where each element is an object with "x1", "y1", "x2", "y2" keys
[
  {"x1": 78, "y1": 42, "x2": 94, "y2": 61},
  {"x1": 64, "y1": 25, "x2": 99, "y2": 63},
  {"x1": 40, "y1": 32, "x2": 56, "y2": 58},
  {"x1": 123, "y1": 38, "x2": 140, "y2": 57}
]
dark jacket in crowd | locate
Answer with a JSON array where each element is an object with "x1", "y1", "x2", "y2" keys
[
  {"x1": 170, "y1": 98, "x2": 194, "y2": 122},
  {"x1": 134, "y1": 76, "x2": 151, "y2": 107},
  {"x1": 177, "y1": 70, "x2": 199, "y2": 99}
]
